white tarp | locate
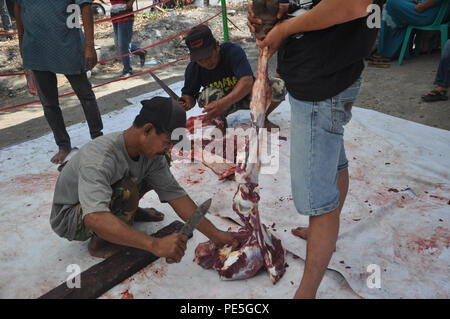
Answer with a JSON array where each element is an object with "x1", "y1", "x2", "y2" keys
[{"x1": 0, "y1": 81, "x2": 448, "y2": 298}]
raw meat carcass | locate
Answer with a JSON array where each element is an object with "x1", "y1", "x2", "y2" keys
[
  {"x1": 171, "y1": 115, "x2": 241, "y2": 180},
  {"x1": 194, "y1": 0, "x2": 286, "y2": 284},
  {"x1": 194, "y1": 227, "x2": 264, "y2": 280}
]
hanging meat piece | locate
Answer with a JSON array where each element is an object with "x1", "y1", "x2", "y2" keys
[{"x1": 194, "y1": 0, "x2": 286, "y2": 285}]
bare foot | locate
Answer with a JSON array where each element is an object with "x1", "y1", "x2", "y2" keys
[
  {"x1": 88, "y1": 235, "x2": 124, "y2": 259},
  {"x1": 134, "y1": 207, "x2": 165, "y2": 222},
  {"x1": 291, "y1": 226, "x2": 308, "y2": 239},
  {"x1": 50, "y1": 148, "x2": 71, "y2": 165},
  {"x1": 264, "y1": 119, "x2": 280, "y2": 131}
]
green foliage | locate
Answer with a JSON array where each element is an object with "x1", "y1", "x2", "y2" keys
[{"x1": 142, "y1": 10, "x2": 160, "y2": 20}]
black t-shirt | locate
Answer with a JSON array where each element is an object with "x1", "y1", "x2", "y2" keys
[
  {"x1": 277, "y1": 0, "x2": 382, "y2": 101},
  {"x1": 181, "y1": 42, "x2": 254, "y2": 100}
]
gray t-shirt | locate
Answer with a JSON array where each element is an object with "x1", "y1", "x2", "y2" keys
[{"x1": 50, "y1": 132, "x2": 187, "y2": 240}]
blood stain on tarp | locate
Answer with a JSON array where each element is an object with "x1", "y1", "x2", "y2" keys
[
  {"x1": 186, "y1": 177, "x2": 200, "y2": 185},
  {"x1": 429, "y1": 195, "x2": 447, "y2": 201},
  {"x1": 413, "y1": 227, "x2": 450, "y2": 256},
  {"x1": 1, "y1": 172, "x2": 59, "y2": 195},
  {"x1": 197, "y1": 168, "x2": 206, "y2": 175},
  {"x1": 279, "y1": 136, "x2": 287, "y2": 141},
  {"x1": 388, "y1": 188, "x2": 399, "y2": 193},
  {"x1": 147, "y1": 262, "x2": 167, "y2": 279},
  {"x1": 120, "y1": 288, "x2": 134, "y2": 299},
  {"x1": 359, "y1": 273, "x2": 369, "y2": 280}
]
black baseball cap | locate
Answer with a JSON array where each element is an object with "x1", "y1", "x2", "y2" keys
[
  {"x1": 136, "y1": 97, "x2": 186, "y2": 143},
  {"x1": 185, "y1": 25, "x2": 217, "y2": 62}
]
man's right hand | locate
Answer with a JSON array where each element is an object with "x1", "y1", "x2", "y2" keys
[
  {"x1": 153, "y1": 233, "x2": 188, "y2": 263},
  {"x1": 178, "y1": 95, "x2": 195, "y2": 111},
  {"x1": 178, "y1": 98, "x2": 190, "y2": 110}
]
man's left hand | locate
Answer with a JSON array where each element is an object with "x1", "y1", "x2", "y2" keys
[
  {"x1": 84, "y1": 44, "x2": 97, "y2": 71},
  {"x1": 202, "y1": 100, "x2": 227, "y2": 120},
  {"x1": 414, "y1": 3, "x2": 426, "y2": 13},
  {"x1": 211, "y1": 230, "x2": 240, "y2": 249}
]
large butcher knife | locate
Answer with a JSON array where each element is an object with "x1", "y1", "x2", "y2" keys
[
  {"x1": 149, "y1": 70, "x2": 181, "y2": 101},
  {"x1": 166, "y1": 198, "x2": 212, "y2": 263}
]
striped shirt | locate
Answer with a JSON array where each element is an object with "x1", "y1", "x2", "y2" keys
[{"x1": 110, "y1": 0, "x2": 134, "y2": 23}]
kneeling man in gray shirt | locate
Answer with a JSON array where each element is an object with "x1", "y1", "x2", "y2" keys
[{"x1": 50, "y1": 96, "x2": 238, "y2": 260}]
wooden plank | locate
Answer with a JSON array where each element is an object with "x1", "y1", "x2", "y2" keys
[{"x1": 39, "y1": 221, "x2": 188, "y2": 299}]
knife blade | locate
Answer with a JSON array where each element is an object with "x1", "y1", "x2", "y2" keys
[
  {"x1": 179, "y1": 198, "x2": 212, "y2": 237},
  {"x1": 166, "y1": 198, "x2": 212, "y2": 263},
  {"x1": 149, "y1": 70, "x2": 180, "y2": 101}
]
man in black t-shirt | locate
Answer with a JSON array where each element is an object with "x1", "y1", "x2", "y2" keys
[
  {"x1": 179, "y1": 25, "x2": 286, "y2": 129},
  {"x1": 249, "y1": 0, "x2": 379, "y2": 299}
]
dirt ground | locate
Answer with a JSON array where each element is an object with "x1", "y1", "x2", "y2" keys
[{"x1": 0, "y1": 3, "x2": 448, "y2": 151}]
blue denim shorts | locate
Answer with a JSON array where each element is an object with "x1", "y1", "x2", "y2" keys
[{"x1": 290, "y1": 78, "x2": 362, "y2": 216}]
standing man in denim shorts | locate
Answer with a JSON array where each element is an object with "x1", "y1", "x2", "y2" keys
[
  {"x1": 248, "y1": 0, "x2": 381, "y2": 298},
  {"x1": 179, "y1": 25, "x2": 286, "y2": 130}
]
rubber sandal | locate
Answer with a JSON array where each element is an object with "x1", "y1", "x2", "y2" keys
[
  {"x1": 366, "y1": 55, "x2": 391, "y2": 63},
  {"x1": 421, "y1": 90, "x2": 448, "y2": 102},
  {"x1": 368, "y1": 61, "x2": 390, "y2": 68}
]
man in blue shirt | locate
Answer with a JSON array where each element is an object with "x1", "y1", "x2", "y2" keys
[
  {"x1": 249, "y1": 0, "x2": 380, "y2": 299},
  {"x1": 15, "y1": 0, "x2": 104, "y2": 164},
  {"x1": 179, "y1": 25, "x2": 286, "y2": 129}
]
